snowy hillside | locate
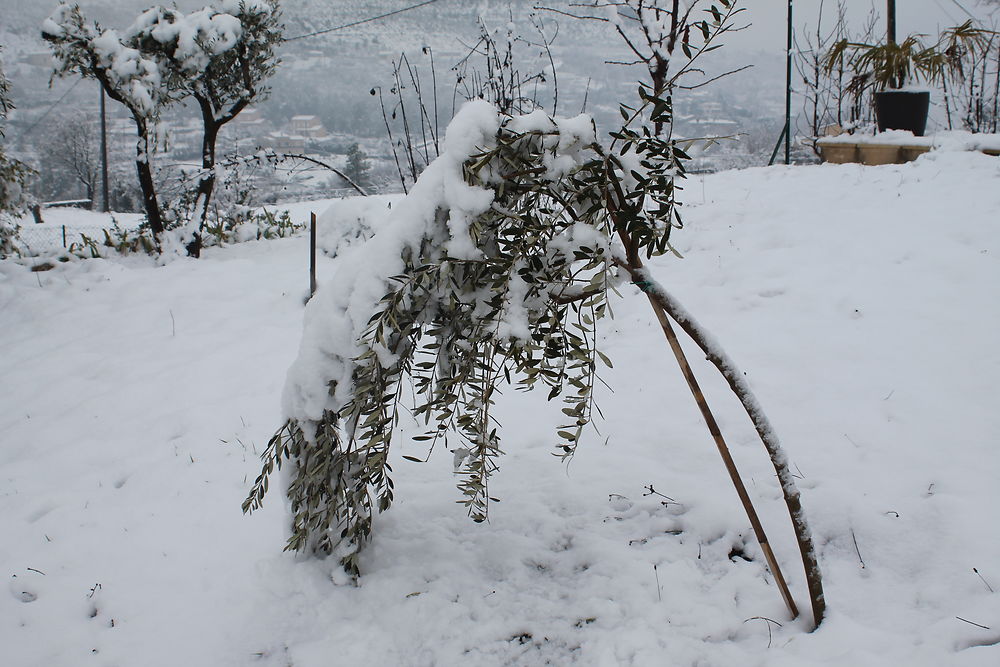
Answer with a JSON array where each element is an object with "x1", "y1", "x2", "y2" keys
[{"x1": 1, "y1": 152, "x2": 999, "y2": 666}]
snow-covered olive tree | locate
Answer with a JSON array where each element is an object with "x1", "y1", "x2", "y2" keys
[
  {"x1": 243, "y1": 95, "x2": 685, "y2": 568},
  {"x1": 43, "y1": 4, "x2": 173, "y2": 238},
  {"x1": 43, "y1": 1, "x2": 282, "y2": 253},
  {"x1": 246, "y1": 0, "x2": 824, "y2": 630},
  {"x1": 129, "y1": 0, "x2": 282, "y2": 256}
]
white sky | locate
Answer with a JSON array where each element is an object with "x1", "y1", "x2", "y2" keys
[{"x1": 726, "y1": 0, "x2": 996, "y2": 54}]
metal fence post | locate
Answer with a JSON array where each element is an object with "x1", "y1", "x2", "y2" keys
[
  {"x1": 785, "y1": 0, "x2": 793, "y2": 165},
  {"x1": 309, "y1": 212, "x2": 317, "y2": 299}
]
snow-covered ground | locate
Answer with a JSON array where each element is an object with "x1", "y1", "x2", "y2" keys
[{"x1": 1, "y1": 151, "x2": 998, "y2": 666}]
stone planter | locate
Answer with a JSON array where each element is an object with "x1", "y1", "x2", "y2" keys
[
  {"x1": 818, "y1": 143, "x2": 858, "y2": 164},
  {"x1": 899, "y1": 145, "x2": 932, "y2": 162},
  {"x1": 858, "y1": 144, "x2": 902, "y2": 166}
]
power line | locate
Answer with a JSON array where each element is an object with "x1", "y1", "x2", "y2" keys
[
  {"x1": 284, "y1": 0, "x2": 443, "y2": 42},
  {"x1": 22, "y1": 78, "x2": 83, "y2": 136},
  {"x1": 934, "y1": 0, "x2": 977, "y2": 22},
  {"x1": 948, "y1": 0, "x2": 976, "y2": 19}
]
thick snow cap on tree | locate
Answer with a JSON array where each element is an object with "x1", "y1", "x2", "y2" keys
[
  {"x1": 129, "y1": 7, "x2": 244, "y2": 73},
  {"x1": 40, "y1": 4, "x2": 76, "y2": 39},
  {"x1": 281, "y1": 100, "x2": 598, "y2": 426},
  {"x1": 42, "y1": 4, "x2": 166, "y2": 116},
  {"x1": 282, "y1": 100, "x2": 500, "y2": 424},
  {"x1": 91, "y1": 31, "x2": 163, "y2": 114},
  {"x1": 128, "y1": 1, "x2": 279, "y2": 75}
]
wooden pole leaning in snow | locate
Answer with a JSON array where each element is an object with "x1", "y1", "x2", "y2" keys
[
  {"x1": 309, "y1": 212, "x2": 317, "y2": 299},
  {"x1": 617, "y1": 257, "x2": 825, "y2": 628},
  {"x1": 646, "y1": 285, "x2": 799, "y2": 620},
  {"x1": 645, "y1": 277, "x2": 826, "y2": 628},
  {"x1": 604, "y1": 170, "x2": 822, "y2": 625}
]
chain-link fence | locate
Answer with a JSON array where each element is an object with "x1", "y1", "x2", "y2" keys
[{"x1": 16, "y1": 225, "x2": 106, "y2": 254}]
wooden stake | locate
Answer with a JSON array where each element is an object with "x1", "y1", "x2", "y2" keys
[
  {"x1": 644, "y1": 294, "x2": 800, "y2": 621},
  {"x1": 640, "y1": 278, "x2": 826, "y2": 629},
  {"x1": 603, "y1": 180, "x2": 823, "y2": 627}
]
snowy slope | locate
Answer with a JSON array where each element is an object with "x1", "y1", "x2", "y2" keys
[{"x1": 1, "y1": 152, "x2": 998, "y2": 666}]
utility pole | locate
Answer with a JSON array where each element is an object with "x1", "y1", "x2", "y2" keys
[
  {"x1": 785, "y1": 0, "x2": 793, "y2": 165},
  {"x1": 887, "y1": 0, "x2": 896, "y2": 44},
  {"x1": 100, "y1": 87, "x2": 109, "y2": 212}
]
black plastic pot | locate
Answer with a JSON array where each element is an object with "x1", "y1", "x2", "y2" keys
[{"x1": 874, "y1": 90, "x2": 930, "y2": 136}]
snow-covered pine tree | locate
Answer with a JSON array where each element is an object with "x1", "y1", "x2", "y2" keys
[{"x1": 343, "y1": 143, "x2": 371, "y2": 188}]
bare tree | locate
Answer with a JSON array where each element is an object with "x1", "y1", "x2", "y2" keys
[
  {"x1": 796, "y1": 1, "x2": 880, "y2": 152},
  {"x1": 374, "y1": 15, "x2": 559, "y2": 193},
  {"x1": 37, "y1": 113, "x2": 100, "y2": 206},
  {"x1": 543, "y1": 1, "x2": 750, "y2": 135},
  {"x1": 940, "y1": 19, "x2": 999, "y2": 132},
  {"x1": 794, "y1": 0, "x2": 847, "y2": 154}
]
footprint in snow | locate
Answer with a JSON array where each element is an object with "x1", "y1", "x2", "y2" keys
[
  {"x1": 27, "y1": 504, "x2": 56, "y2": 523},
  {"x1": 608, "y1": 494, "x2": 633, "y2": 512},
  {"x1": 8, "y1": 571, "x2": 45, "y2": 603}
]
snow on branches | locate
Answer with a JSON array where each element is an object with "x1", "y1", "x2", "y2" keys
[
  {"x1": 43, "y1": 1, "x2": 278, "y2": 113},
  {"x1": 129, "y1": 6, "x2": 244, "y2": 75},
  {"x1": 244, "y1": 89, "x2": 691, "y2": 573},
  {"x1": 127, "y1": 0, "x2": 280, "y2": 113},
  {"x1": 43, "y1": 5, "x2": 168, "y2": 118}
]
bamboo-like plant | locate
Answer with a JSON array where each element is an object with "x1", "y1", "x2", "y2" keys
[
  {"x1": 823, "y1": 17, "x2": 997, "y2": 137},
  {"x1": 824, "y1": 34, "x2": 946, "y2": 94},
  {"x1": 825, "y1": 19, "x2": 996, "y2": 94}
]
